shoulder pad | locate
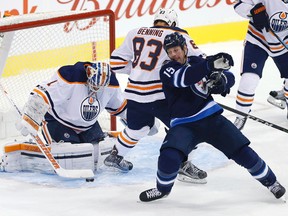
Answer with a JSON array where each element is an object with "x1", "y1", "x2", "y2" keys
[{"x1": 58, "y1": 62, "x2": 90, "y2": 83}]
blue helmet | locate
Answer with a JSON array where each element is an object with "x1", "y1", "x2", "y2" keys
[{"x1": 163, "y1": 32, "x2": 186, "y2": 53}]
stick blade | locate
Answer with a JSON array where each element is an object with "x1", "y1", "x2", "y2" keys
[{"x1": 55, "y1": 168, "x2": 94, "y2": 179}]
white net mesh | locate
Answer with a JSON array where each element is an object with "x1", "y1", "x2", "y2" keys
[{"x1": 0, "y1": 10, "x2": 115, "y2": 134}]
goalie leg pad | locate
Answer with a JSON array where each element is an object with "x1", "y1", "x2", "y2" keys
[{"x1": 1, "y1": 141, "x2": 95, "y2": 173}]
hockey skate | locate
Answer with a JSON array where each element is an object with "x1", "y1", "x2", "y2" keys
[
  {"x1": 234, "y1": 116, "x2": 248, "y2": 130},
  {"x1": 267, "y1": 89, "x2": 286, "y2": 110},
  {"x1": 103, "y1": 146, "x2": 133, "y2": 172},
  {"x1": 177, "y1": 161, "x2": 207, "y2": 184},
  {"x1": 139, "y1": 188, "x2": 169, "y2": 202},
  {"x1": 268, "y1": 181, "x2": 286, "y2": 199}
]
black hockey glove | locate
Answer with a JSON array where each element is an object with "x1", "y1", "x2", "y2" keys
[
  {"x1": 250, "y1": 3, "x2": 269, "y2": 31},
  {"x1": 207, "y1": 72, "x2": 229, "y2": 96},
  {"x1": 206, "y1": 52, "x2": 234, "y2": 72}
]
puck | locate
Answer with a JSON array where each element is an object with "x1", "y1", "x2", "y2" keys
[{"x1": 86, "y1": 178, "x2": 94, "y2": 182}]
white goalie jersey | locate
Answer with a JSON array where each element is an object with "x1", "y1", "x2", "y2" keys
[
  {"x1": 234, "y1": 0, "x2": 288, "y2": 57},
  {"x1": 32, "y1": 62, "x2": 126, "y2": 132},
  {"x1": 110, "y1": 26, "x2": 204, "y2": 103}
]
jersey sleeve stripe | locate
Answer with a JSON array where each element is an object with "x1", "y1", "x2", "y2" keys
[
  {"x1": 108, "y1": 99, "x2": 127, "y2": 116},
  {"x1": 32, "y1": 88, "x2": 49, "y2": 105}
]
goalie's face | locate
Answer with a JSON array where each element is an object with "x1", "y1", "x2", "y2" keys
[
  {"x1": 86, "y1": 62, "x2": 111, "y2": 92},
  {"x1": 167, "y1": 45, "x2": 187, "y2": 65}
]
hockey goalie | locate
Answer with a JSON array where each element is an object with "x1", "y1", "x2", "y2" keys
[
  {"x1": 0, "y1": 61, "x2": 160, "y2": 175},
  {"x1": 1, "y1": 61, "x2": 126, "y2": 174}
]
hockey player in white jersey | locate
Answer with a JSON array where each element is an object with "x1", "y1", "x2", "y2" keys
[
  {"x1": 15, "y1": 61, "x2": 127, "y2": 170},
  {"x1": 233, "y1": 0, "x2": 288, "y2": 129},
  {"x1": 105, "y1": 8, "x2": 207, "y2": 183}
]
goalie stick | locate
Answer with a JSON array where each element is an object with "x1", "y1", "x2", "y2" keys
[
  {"x1": 0, "y1": 83, "x2": 95, "y2": 179},
  {"x1": 218, "y1": 102, "x2": 288, "y2": 134},
  {"x1": 0, "y1": 30, "x2": 94, "y2": 179}
]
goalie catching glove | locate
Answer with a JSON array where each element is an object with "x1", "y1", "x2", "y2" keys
[{"x1": 16, "y1": 93, "x2": 49, "y2": 136}]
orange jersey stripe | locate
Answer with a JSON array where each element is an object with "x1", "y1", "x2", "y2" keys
[
  {"x1": 110, "y1": 99, "x2": 127, "y2": 116},
  {"x1": 127, "y1": 83, "x2": 163, "y2": 91}
]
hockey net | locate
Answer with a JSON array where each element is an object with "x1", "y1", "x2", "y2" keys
[{"x1": 0, "y1": 10, "x2": 116, "y2": 140}]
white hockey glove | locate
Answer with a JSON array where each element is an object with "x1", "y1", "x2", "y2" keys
[
  {"x1": 16, "y1": 94, "x2": 49, "y2": 136},
  {"x1": 206, "y1": 52, "x2": 234, "y2": 71}
]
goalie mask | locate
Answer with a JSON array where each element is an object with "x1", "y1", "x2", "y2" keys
[
  {"x1": 85, "y1": 62, "x2": 111, "y2": 92},
  {"x1": 154, "y1": 8, "x2": 178, "y2": 27}
]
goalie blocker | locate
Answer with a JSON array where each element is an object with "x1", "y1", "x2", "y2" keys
[{"x1": 0, "y1": 136, "x2": 115, "y2": 174}]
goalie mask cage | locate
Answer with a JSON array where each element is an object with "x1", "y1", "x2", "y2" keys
[{"x1": 0, "y1": 9, "x2": 116, "y2": 140}]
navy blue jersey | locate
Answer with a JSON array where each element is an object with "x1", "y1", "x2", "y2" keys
[{"x1": 160, "y1": 56, "x2": 235, "y2": 127}]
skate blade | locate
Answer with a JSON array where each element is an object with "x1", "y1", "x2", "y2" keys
[
  {"x1": 280, "y1": 195, "x2": 287, "y2": 203},
  {"x1": 177, "y1": 174, "x2": 207, "y2": 184},
  {"x1": 267, "y1": 96, "x2": 286, "y2": 109}
]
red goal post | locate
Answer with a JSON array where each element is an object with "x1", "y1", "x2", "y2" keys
[{"x1": 0, "y1": 9, "x2": 117, "y2": 140}]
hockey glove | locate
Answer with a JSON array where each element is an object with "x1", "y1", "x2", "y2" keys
[
  {"x1": 250, "y1": 3, "x2": 269, "y2": 31},
  {"x1": 207, "y1": 72, "x2": 228, "y2": 96},
  {"x1": 16, "y1": 93, "x2": 49, "y2": 136},
  {"x1": 206, "y1": 52, "x2": 234, "y2": 72}
]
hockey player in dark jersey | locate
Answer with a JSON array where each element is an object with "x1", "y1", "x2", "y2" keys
[{"x1": 139, "y1": 32, "x2": 286, "y2": 202}]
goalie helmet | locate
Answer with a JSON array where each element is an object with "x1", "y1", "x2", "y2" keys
[
  {"x1": 164, "y1": 32, "x2": 186, "y2": 53},
  {"x1": 154, "y1": 8, "x2": 178, "y2": 27},
  {"x1": 85, "y1": 62, "x2": 111, "y2": 92}
]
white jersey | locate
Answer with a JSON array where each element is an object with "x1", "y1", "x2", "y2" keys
[
  {"x1": 234, "y1": 0, "x2": 288, "y2": 57},
  {"x1": 32, "y1": 62, "x2": 126, "y2": 132},
  {"x1": 110, "y1": 26, "x2": 204, "y2": 103}
]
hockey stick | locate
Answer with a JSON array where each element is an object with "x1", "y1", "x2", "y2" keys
[
  {"x1": 0, "y1": 83, "x2": 95, "y2": 179},
  {"x1": 269, "y1": 28, "x2": 288, "y2": 50},
  {"x1": 218, "y1": 102, "x2": 288, "y2": 134}
]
